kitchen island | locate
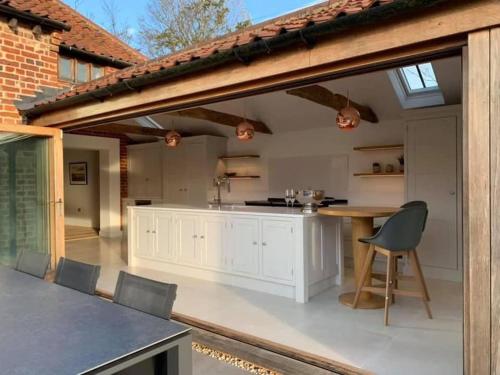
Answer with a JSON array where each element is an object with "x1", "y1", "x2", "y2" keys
[{"x1": 128, "y1": 204, "x2": 343, "y2": 303}]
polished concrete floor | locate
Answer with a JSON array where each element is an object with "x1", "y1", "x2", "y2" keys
[{"x1": 67, "y1": 237, "x2": 463, "y2": 375}]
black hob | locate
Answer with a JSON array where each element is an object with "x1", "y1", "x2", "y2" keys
[{"x1": 245, "y1": 198, "x2": 348, "y2": 208}]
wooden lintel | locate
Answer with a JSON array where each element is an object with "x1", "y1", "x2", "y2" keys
[
  {"x1": 68, "y1": 123, "x2": 171, "y2": 137},
  {"x1": 169, "y1": 107, "x2": 273, "y2": 134},
  {"x1": 286, "y1": 85, "x2": 378, "y2": 123}
]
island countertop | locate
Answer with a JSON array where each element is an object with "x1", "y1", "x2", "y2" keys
[{"x1": 128, "y1": 203, "x2": 319, "y2": 218}]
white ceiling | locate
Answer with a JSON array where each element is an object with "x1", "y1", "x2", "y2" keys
[{"x1": 118, "y1": 56, "x2": 462, "y2": 141}]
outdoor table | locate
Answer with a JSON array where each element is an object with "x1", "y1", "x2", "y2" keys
[
  {"x1": 318, "y1": 206, "x2": 399, "y2": 309},
  {"x1": 0, "y1": 265, "x2": 192, "y2": 374}
]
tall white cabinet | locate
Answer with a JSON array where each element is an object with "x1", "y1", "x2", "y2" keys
[
  {"x1": 405, "y1": 106, "x2": 462, "y2": 282},
  {"x1": 163, "y1": 136, "x2": 227, "y2": 205},
  {"x1": 127, "y1": 136, "x2": 226, "y2": 204}
]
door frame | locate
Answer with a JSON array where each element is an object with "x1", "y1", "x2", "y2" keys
[{"x1": 0, "y1": 124, "x2": 64, "y2": 269}]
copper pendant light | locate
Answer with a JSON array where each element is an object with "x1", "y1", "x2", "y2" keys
[
  {"x1": 165, "y1": 118, "x2": 181, "y2": 147},
  {"x1": 336, "y1": 92, "x2": 361, "y2": 131},
  {"x1": 236, "y1": 120, "x2": 255, "y2": 141}
]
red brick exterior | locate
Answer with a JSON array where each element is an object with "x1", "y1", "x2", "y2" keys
[
  {"x1": 0, "y1": 16, "x2": 128, "y2": 220},
  {"x1": 0, "y1": 18, "x2": 67, "y2": 125}
]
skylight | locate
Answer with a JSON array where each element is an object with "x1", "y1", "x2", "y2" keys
[
  {"x1": 387, "y1": 62, "x2": 444, "y2": 109},
  {"x1": 399, "y1": 63, "x2": 439, "y2": 94}
]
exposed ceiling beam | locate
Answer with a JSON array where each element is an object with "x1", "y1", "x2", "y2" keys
[
  {"x1": 169, "y1": 107, "x2": 273, "y2": 134},
  {"x1": 68, "y1": 123, "x2": 175, "y2": 138},
  {"x1": 286, "y1": 85, "x2": 378, "y2": 123}
]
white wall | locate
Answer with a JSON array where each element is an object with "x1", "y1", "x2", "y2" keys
[
  {"x1": 63, "y1": 134, "x2": 121, "y2": 238},
  {"x1": 220, "y1": 119, "x2": 406, "y2": 207},
  {"x1": 64, "y1": 149, "x2": 100, "y2": 228}
]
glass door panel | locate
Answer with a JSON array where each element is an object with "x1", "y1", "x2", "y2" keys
[{"x1": 0, "y1": 134, "x2": 50, "y2": 266}]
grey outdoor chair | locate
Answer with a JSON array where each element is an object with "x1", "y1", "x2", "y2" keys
[
  {"x1": 353, "y1": 206, "x2": 431, "y2": 326},
  {"x1": 113, "y1": 271, "x2": 177, "y2": 320},
  {"x1": 54, "y1": 257, "x2": 101, "y2": 295},
  {"x1": 15, "y1": 250, "x2": 50, "y2": 279}
]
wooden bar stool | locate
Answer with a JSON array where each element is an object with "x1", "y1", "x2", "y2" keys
[{"x1": 353, "y1": 206, "x2": 432, "y2": 326}]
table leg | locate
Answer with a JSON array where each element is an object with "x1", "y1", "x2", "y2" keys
[{"x1": 339, "y1": 217, "x2": 385, "y2": 309}]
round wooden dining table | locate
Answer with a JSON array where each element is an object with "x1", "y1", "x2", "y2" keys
[{"x1": 318, "y1": 206, "x2": 399, "y2": 309}]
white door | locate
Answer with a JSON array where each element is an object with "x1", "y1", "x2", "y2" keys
[
  {"x1": 230, "y1": 217, "x2": 260, "y2": 276},
  {"x1": 200, "y1": 215, "x2": 227, "y2": 270},
  {"x1": 155, "y1": 211, "x2": 175, "y2": 261},
  {"x1": 407, "y1": 116, "x2": 459, "y2": 273},
  {"x1": 186, "y1": 142, "x2": 207, "y2": 205},
  {"x1": 164, "y1": 146, "x2": 188, "y2": 204},
  {"x1": 134, "y1": 210, "x2": 154, "y2": 258},
  {"x1": 261, "y1": 219, "x2": 295, "y2": 282},
  {"x1": 176, "y1": 213, "x2": 200, "y2": 265}
]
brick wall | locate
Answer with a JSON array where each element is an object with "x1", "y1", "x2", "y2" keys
[
  {"x1": 0, "y1": 17, "x2": 68, "y2": 125},
  {"x1": 0, "y1": 17, "x2": 129, "y2": 228}
]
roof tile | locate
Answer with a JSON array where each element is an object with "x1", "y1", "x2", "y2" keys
[
  {"x1": 1, "y1": 0, "x2": 146, "y2": 64},
  {"x1": 29, "y1": 0, "x2": 400, "y2": 111}
]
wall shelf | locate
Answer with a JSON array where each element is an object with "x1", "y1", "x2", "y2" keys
[
  {"x1": 219, "y1": 155, "x2": 260, "y2": 160},
  {"x1": 353, "y1": 172, "x2": 404, "y2": 177},
  {"x1": 353, "y1": 144, "x2": 404, "y2": 152},
  {"x1": 227, "y1": 175, "x2": 261, "y2": 180}
]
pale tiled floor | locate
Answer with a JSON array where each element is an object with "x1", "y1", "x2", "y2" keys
[{"x1": 67, "y1": 237, "x2": 463, "y2": 375}]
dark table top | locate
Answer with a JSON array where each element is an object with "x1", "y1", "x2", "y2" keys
[{"x1": 0, "y1": 266, "x2": 190, "y2": 375}]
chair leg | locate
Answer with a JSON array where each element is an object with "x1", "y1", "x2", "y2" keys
[
  {"x1": 353, "y1": 244, "x2": 376, "y2": 309},
  {"x1": 412, "y1": 250, "x2": 430, "y2": 301},
  {"x1": 392, "y1": 257, "x2": 398, "y2": 304},
  {"x1": 409, "y1": 251, "x2": 432, "y2": 319},
  {"x1": 384, "y1": 255, "x2": 394, "y2": 326}
]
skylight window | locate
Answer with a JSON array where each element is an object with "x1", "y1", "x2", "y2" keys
[
  {"x1": 399, "y1": 63, "x2": 439, "y2": 94},
  {"x1": 387, "y1": 62, "x2": 444, "y2": 109}
]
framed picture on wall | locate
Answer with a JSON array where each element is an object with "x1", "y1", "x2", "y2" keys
[{"x1": 69, "y1": 162, "x2": 88, "y2": 185}]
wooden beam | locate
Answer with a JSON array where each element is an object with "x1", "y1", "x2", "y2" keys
[
  {"x1": 286, "y1": 85, "x2": 378, "y2": 123},
  {"x1": 464, "y1": 31, "x2": 491, "y2": 375},
  {"x1": 169, "y1": 108, "x2": 272, "y2": 134},
  {"x1": 490, "y1": 26, "x2": 500, "y2": 375},
  {"x1": 68, "y1": 124, "x2": 171, "y2": 137}
]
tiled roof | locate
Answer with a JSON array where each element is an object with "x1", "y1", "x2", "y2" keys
[
  {"x1": 26, "y1": 0, "x2": 437, "y2": 114},
  {"x1": 0, "y1": 0, "x2": 146, "y2": 65}
]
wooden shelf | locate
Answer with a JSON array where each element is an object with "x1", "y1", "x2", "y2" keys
[
  {"x1": 354, "y1": 172, "x2": 404, "y2": 177},
  {"x1": 227, "y1": 175, "x2": 261, "y2": 180},
  {"x1": 219, "y1": 155, "x2": 260, "y2": 160},
  {"x1": 353, "y1": 144, "x2": 404, "y2": 152}
]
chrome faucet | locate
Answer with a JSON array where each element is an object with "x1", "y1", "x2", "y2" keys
[{"x1": 213, "y1": 176, "x2": 231, "y2": 207}]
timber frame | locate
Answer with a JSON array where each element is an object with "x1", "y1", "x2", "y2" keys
[{"x1": 26, "y1": 1, "x2": 500, "y2": 373}]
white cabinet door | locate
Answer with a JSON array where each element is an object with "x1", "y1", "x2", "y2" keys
[
  {"x1": 261, "y1": 219, "x2": 295, "y2": 282},
  {"x1": 407, "y1": 116, "x2": 459, "y2": 273},
  {"x1": 134, "y1": 210, "x2": 154, "y2": 258},
  {"x1": 155, "y1": 211, "x2": 175, "y2": 261},
  {"x1": 176, "y1": 213, "x2": 201, "y2": 265},
  {"x1": 200, "y1": 215, "x2": 227, "y2": 270},
  {"x1": 230, "y1": 217, "x2": 260, "y2": 276}
]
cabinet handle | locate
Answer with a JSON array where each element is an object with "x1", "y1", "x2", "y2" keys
[
  {"x1": 152, "y1": 230, "x2": 156, "y2": 234},
  {"x1": 193, "y1": 235, "x2": 198, "y2": 239},
  {"x1": 200, "y1": 235, "x2": 205, "y2": 239},
  {"x1": 146, "y1": 230, "x2": 150, "y2": 233},
  {"x1": 262, "y1": 242, "x2": 267, "y2": 246},
  {"x1": 252, "y1": 241, "x2": 258, "y2": 245}
]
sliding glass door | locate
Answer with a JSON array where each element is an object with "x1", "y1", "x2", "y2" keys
[
  {"x1": 0, "y1": 134, "x2": 51, "y2": 266},
  {"x1": 0, "y1": 125, "x2": 64, "y2": 269}
]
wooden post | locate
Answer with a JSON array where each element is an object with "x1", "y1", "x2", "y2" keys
[
  {"x1": 464, "y1": 30, "x2": 491, "y2": 375},
  {"x1": 490, "y1": 26, "x2": 500, "y2": 374}
]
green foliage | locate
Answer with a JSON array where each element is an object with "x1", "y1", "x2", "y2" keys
[{"x1": 139, "y1": 0, "x2": 251, "y2": 57}]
